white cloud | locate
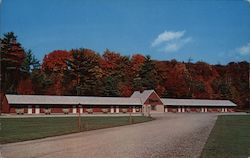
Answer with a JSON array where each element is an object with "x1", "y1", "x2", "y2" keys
[
  {"x1": 237, "y1": 43, "x2": 250, "y2": 55},
  {"x1": 161, "y1": 37, "x2": 192, "y2": 52},
  {"x1": 151, "y1": 30, "x2": 185, "y2": 47},
  {"x1": 151, "y1": 30, "x2": 192, "y2": 53},
  {"x1": 162, "y1": 43, "x2": 179, "y2": 52},
  {"x1": 246, "y1": 0, "x2": 250, "y2": 3}
]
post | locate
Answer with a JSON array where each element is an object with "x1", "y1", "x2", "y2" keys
[
  {"x1": 129, "y1": 107, "x2": 132, "y2": 124},
  {"x1": 78, "y1": 103, "x2": 81, "y2": 131},
  {"x1": 148, "y1": 105, "x2": 151, "y2": 117}
]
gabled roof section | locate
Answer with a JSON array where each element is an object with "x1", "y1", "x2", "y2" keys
[
  {"x1": 6, "y1": 94, "x2": 142, "y2": 106},
  {"x1": 131, "y1": 90, "x2": 162, "y2": 104},
  {"x1": 161, "y1": 98, "x2": 237, "y2": 107}
]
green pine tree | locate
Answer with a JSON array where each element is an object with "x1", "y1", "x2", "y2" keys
[
  {"x1": 102, "y1": 76, "x2": 119, "y2": 96},
  {"x1": 0, "y1": 32, "x2": 26, "y2": 93},
  {"x1": 21, "y1": 49, "x2": 40, "y2": 73},
  {"x1": 65, "y1": 49, "x2": 102, "y2": 95},
  {"x1": 137, "y1": 55, "x2": 158, "y2": 90}
]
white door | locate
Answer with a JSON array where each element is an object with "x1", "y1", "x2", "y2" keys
[
  {"x1": 79, "y1": 106, "x2": 83, "y2": 114},
  {"x1": 132, "y1": 106, "x2": 136, "y2": 113},
  {"x1": 110, "y1": 106, "x2": 114, "y2": 113},
  {"x1": 73, "y1": 106, "x2": 77, "y2": 114},
  {"x1": 182, "y1": 107, "x2": 185, "y2": 112},
  {"x1": 35, "y1": 106, "x2": 40, "y2": 114},
  {"x1": 178, "y1": 107, "x2": 181, "y2": 112},
  {"x1": 28, "y1": 105, "x2": 32, "y2": 114},
  {"x1": 116, "y1": 106, "x2": 119, "y2": 113},
  {"x1": 165, "y1": 107, "x2": 168, "y2": 112}
]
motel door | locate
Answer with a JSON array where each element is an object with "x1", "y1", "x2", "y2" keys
[
  {"x1": 73, "y1": 106, "x2": 77, "y2": 114},
  {"x1": 28, "y1": 105, "x2": 32, "y2": 114},
  {"x1": 35, "y1": 105, "x2": 40, "y2": 114}
]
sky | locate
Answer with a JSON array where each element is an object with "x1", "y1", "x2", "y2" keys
[{"x1": 1, "y1": 0, "x2": 250, "y2": 64}]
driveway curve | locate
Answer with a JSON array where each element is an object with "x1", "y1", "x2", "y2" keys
[{"x1": 0, "y1": 113, "x2": 217, "y2": 158}]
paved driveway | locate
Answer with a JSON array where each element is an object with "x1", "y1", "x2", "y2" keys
[{"x1": 0, "y1": 113, "x2": 217, "y2": 158}]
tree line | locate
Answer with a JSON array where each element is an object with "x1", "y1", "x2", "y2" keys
[{"x1": 1, "y1": 32, "x2": 249, "y2": 109}]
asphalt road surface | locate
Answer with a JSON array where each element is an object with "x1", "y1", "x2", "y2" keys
[{"x1": 0, "y1": 113, "x2": 217, "y2": 158}]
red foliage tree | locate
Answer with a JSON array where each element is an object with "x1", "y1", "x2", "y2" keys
[
  {"x1": 130, "y1": 54, "x2": 145, "y2": 73},
  {"x1": 119, "y1": 84, "x2": 133, "y2": 97},
  {"x1": 42, "y1": 50, "x2": 70, "y2": 73},
  {"x1": 100, "y1": 49, "x2": 125, "y2": 73},
  {"x1": 17, "y1": 79, "x2": 34, "y2": 94}
]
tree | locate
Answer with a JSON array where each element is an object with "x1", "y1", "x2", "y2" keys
[
  {"x1": 17, "y1": 49, "x2": 39, "y2": 95},
  {"x1": 135, "y1": 55, "x2": 158, "y2": 90},
  {"x1": 101, "y1": 49, "x2": 130, "y2": 78},
  {"x1": 0, "y1": 32, "x2": 26, "y2": 93},
  {"x1": 31, "y1": 69, "x2": 52, "y2": 94},
  {"x1": 129, "y1": 54, "x2": 145, "y2": 84},
  {"x1": 65, "y1": 49, "x2": 102, "y2": 95},
  {"x1": 21, "y1": 49, "x2": 40, "y2": 73},
  {"x1": 101, "y1": 49, "x2": 132, "y2": 95},
  {"x1": 130, "y1": 54, "x2": 145, "y2": 74},
  {"x1": 102, "y1": 76, "x2": 119, "y2": 96},
  {"x1": 42, "y1": 50, "x2": 70, "y2": 73},
  {"x1": 212, "y1": 79, "x2": 231, "y2": 99}
]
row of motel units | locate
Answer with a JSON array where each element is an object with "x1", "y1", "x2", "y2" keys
[{"x1": 1, "y1": 90, "x2": 237, "y2": 115}]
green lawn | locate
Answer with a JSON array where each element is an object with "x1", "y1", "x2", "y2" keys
[
  {"x1": 201, "y1": 115, "x2": 250, "y2": 158},
  {"x1": 0, "y1": 116, "x2": 153, "y2": 144}
]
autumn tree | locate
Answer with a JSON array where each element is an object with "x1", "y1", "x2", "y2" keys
[
  {"x1": 101, "y1": 49, "x2": 130, "y2": 79},
  {"x1": 101, "y1": 49, "x2": 132, "y2": 95},
  {"x1": 130, "y1": 54, "x2": 145, "y2": 75},
  {"x1": 130, "y1": 54, "x2": 145, "y2": 87},
  {"x1": 42, "y1": 50, "x2": 70, "y2": 73}
]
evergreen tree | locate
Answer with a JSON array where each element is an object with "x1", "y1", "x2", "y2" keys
[
  {"x1": 31, "y1": 69, "x2": 52, "y2": 94},
  {"x1": 65, "y1": 49, "x2": 102, "y2": 95},
  {"x1": 137, "y1": 55, "x2": 158, "y2": 90},
  {"x1": 21, "y1": 49, "x2": 40, "y2": 73},
  {"x1": 0, "y1": 32, "x2": 26, "y2": 93},
  {"x1": 102, "y1": 76, "x2": 119, "y2": 96}
]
